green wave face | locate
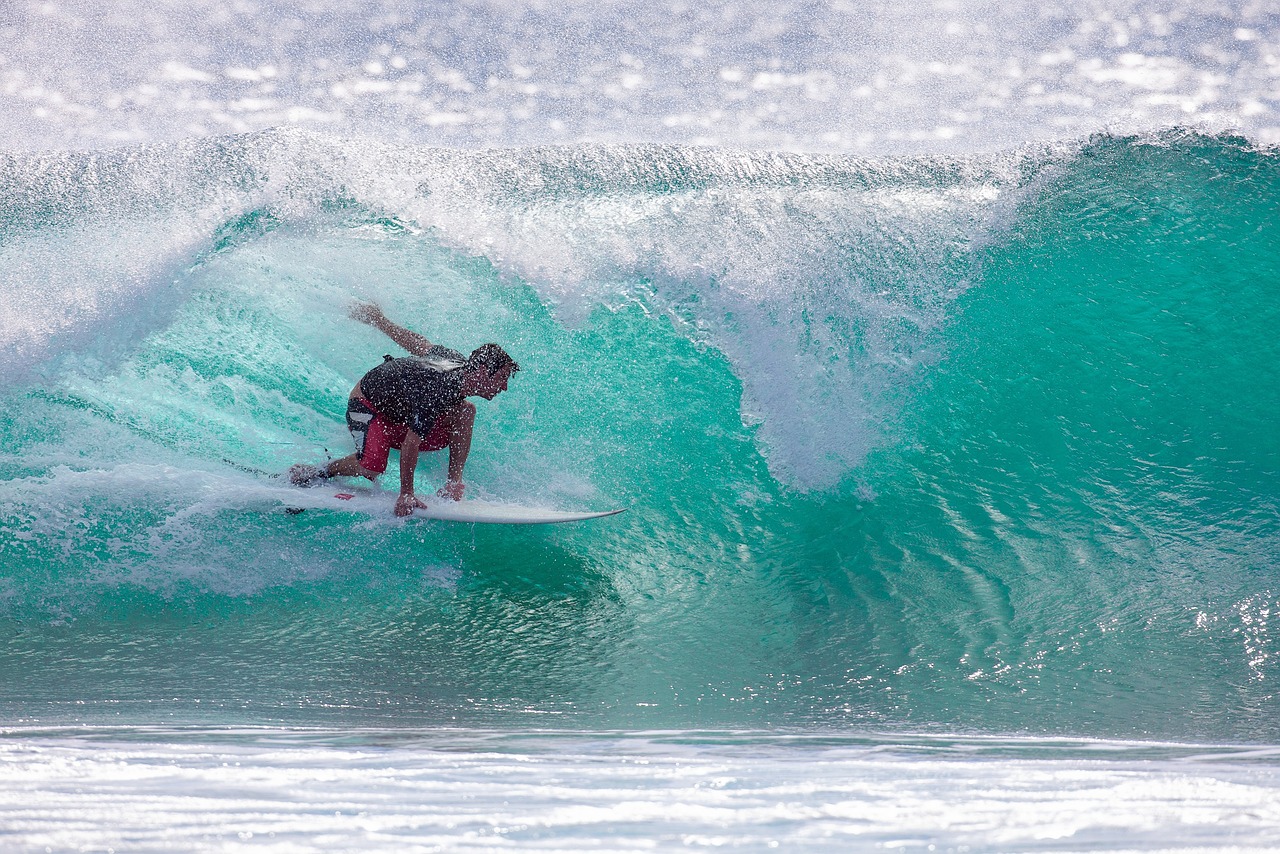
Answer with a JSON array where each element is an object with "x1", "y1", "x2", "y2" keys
[{"x1": 0, "y1": 132, "x2": 1277, "y2": 739}]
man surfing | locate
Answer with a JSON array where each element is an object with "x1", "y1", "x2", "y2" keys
[{"x1": 289, "y1": 302, "x2": 519, "y2": 517}]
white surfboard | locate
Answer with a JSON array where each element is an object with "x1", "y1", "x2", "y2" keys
[
  {"x1": 405, "y1": 498, "x2": 624, "y2": 524},
  {"x1": 280, "y1": 486, "x2": 623, "y2": 525}
]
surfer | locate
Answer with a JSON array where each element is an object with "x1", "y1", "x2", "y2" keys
[{"x1": 288, "y1": 302, "x2": 519, "y2": 517}]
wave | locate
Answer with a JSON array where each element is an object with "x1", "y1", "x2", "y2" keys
[{"x1": 0, "y1": 129, "x2": 1277, "y2": 739}]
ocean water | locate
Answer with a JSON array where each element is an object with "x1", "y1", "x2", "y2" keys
[{"x1": 3, "y1": 1, "x2": 1280, "y2": 850}]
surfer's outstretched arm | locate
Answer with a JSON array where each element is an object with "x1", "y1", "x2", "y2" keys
[{"x1": 350, "y1": 301, "x2": 434, "y2": 357}]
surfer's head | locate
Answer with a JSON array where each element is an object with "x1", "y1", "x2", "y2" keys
[
  {"x1": 466, "y1": 343, "x2": 519, "y2": 376},
  {"x1": 462, "y1": 344, "x2": 519, "y2": 399}
]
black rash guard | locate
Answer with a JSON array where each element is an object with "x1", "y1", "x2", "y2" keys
[{"x1": 358, "y1": 345, "x2": 466, "y2": 436}]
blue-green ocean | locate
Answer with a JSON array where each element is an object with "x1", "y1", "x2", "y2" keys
[
  {"x1": 10, "y1": 0, "x2": 1280, "y2": 845},
  {"x1": 10, "y1": 0, "x2": 1280, "y2": 826},
  {"x1": 3, "y1": 130, "x2": 1277, "y2": 745}
]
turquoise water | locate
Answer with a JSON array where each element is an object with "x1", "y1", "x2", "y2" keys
[{"x1": 1, "y1": 131, "x2": 1278, "y2": 747}]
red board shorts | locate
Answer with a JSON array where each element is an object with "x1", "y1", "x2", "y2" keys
[{"x1": 345, "y1": 397, "x2": 451, "y2": 474}]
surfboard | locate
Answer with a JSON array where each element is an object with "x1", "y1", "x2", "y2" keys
[
  {"x1": 281, "y1": 486, "x2": 624, "y2": 525},
  {"x1": 396, "y1": 498, "x2": 624, "y2": 524}
]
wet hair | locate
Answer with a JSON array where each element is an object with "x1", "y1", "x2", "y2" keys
[{"x1": 466, "y1": 343, "x2": 519, "y2": 375}]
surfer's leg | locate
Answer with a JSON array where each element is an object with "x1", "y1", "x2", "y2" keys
[
  {"x1": 347, "y1": 415, "x2": 404, "y2": 480},
  {"x1": 288, "y1": 463, "x2": 330, "y2": 486},
  {"x1": 290, "y1": 453, "x2": 379, "y2": 484},
  {"x1": 301, "y1": 409, "x2": 402, "y2": 483},
  {"x1": 325, "y1": 453, "x2": 380, "y2": 480}
]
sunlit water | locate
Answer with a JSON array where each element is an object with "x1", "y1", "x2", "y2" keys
[
  {"x1": 3, "y1": 2, "x2": 1280, "y2": 851},
  {"x1": 4, "y1": 1, "x2": 1280, "y2": 153},
  {"x1": 6, "y1": 729, "x2": 1280, "y2": 852}
]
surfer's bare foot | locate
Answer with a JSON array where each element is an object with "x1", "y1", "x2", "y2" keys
[{"x1": 289, "y1": 463, "x2": 329, "y2": 487}]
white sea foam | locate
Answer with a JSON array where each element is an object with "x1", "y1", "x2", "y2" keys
[{"x1": 2, "y1": 730, "x2": 1279, "y2": 852}]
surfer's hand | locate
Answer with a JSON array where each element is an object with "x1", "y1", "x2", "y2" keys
[
  {"x1": 394, "y1": 491, "x2": 427, "y2": 517},
  {"x1": 349, "y1": 300, "x2": 385, "y2": 326},
  {"x1": 437, "y1": 479, "x2": 464, "y2": 501}
]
